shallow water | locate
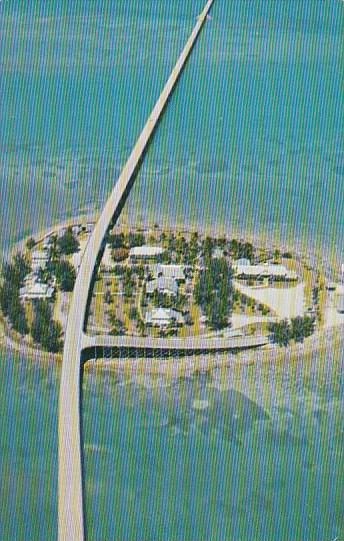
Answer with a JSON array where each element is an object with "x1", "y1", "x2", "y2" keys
[
  {"x1": 2, "y1": 349, "x2": 343, "y2": 540},
  {"x1": 0, "y1": 0, "x2": 344, "y2": 539}
]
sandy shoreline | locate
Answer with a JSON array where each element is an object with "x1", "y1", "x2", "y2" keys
[{"x1": 1, "y1": 213, "x2": 343, "y2": 375}]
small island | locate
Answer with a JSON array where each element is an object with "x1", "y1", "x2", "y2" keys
[{"x1": 1, "y1": 219, "x2": 344, "y2": 362}]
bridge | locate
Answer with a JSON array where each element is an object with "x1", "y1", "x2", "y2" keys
[
  {"x1": 82, "y1": 333, "x2": 269, "y2": 358},
  {"x1": 58, "y1": 2, "x2": 215, "y2": 540}
]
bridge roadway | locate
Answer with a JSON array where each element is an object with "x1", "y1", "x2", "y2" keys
[
  {"x1": 58, "y1": 1, "x2": 215, "y2": 540},
  {"x1": 82, "y1": 333, "x2": 269, "y2": 355}
]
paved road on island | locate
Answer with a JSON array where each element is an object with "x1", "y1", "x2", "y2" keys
[{"x1": 58, "y1": 2, "x2": 215, "y2": 540}]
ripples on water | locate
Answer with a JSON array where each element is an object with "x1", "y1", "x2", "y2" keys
[{"x1": 80, "y1": 349, "x2": 344, "y2": 541}]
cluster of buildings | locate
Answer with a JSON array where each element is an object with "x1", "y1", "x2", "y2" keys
[
  {"x1": 122, "y1": 246, "x2": 187, "y2": 329},
  {"x1": 20, "y1": 222, "x2": 94, "y2": 301}
]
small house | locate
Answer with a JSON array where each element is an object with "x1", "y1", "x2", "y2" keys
[{"x1": 145, "y1": 308, "x2": 185, "y2": 328}]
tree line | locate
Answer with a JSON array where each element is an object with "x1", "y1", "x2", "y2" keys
[
  {"x1": 194, "y1": 258, "x2": 233, "y2": 329},
  {"x1": 268, "y1": 316, "x2": 315, "y2": 346}
]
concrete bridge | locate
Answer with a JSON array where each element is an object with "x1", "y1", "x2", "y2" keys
[
  {"x1": 82, "y1": 333, "x2": 269, "y2": 358},
  {"x1": 58, "y1": 2, "x2": 215, "y2": 540}
]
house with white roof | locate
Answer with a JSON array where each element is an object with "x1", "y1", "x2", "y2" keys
[
  {"x1": 129, "y1": 245, "x2": 165, "y2": 262},
  {"x1": 235, "y1": 257, "x2": 251, "y2": 266},
  {"x1": 149, "y1": 264, "x2": 185, "y2": 282},
  {"x1": 145, "y1": 308, "x2": 185, "y2": 328},
  {"x1": 146, "y1": 277, "x2": 178, "y2": 296},
  {"x1": 20, "y1": 281, "x2": 55, "y2": 300},
  {"x1": 31, "y1": 250, "x2": 50, "y2": 272},
  {"x1": 233, "y1": 262, "x2": 297, "y2": 281}
]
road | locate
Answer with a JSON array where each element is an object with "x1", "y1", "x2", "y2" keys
[{"x1": 58, "y1": 2, "x2": 215, "y2": 540}]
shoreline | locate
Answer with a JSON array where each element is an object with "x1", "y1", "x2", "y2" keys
[{"x1": 1, "y1": 213, "x2": 343, "y2": 375}]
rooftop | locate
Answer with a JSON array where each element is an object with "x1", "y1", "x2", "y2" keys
[
  {"x1": 145, "y1": 308, "x2": 185, "y2": 326},
  {"x1": 149, "y1": 264, "x2": 185, "y2": 281},
  {"x1": 129, "y1": 245, "x2": 165, "y2": 258},
  {"x1": 20, "y1": 282, "x2": 54, "y2": 299},
  {"x1": 146, "y1": 277, "x2": 178, "y2": 296},
  {"x1": 234, "y1": 262, "x2": 297, "y2": 280}
]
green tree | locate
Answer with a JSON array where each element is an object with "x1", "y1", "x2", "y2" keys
[
  {"x1": 137, "y1": 318, "x2": 145, "y2": 336},
  {"x1": 194, "y1": 258, "x2": 233, "y2": 329},
  {"x1": 112, "y1": 248, "x2": 129, "y2": 262},
  {"x1": 128, "y1": 232, "x2": 145, "y2": 248},
  {"x1": 40, "y1": 320, "x2": 63, "y2": 353},
  {"x1": 31, "y1": 300, "x2": 62, "y2": 352},
  {"x1": 202, "y1": 236, "x2": 214, "y2": 260},
  {"x1": 290, "y1": 316, "x2": 315, "y2": 342},
  {"x1": 108, "y1": 233, "x2": 126, "y2": 249},
  {"x1": 2, "y1": 253, "x2": 30, "y2": 287},
  {"x1": 26, "y1": 237, "x2": 36, "y2": 250},
  {"x1": 57, "y1": 227, "x2": 79, "y2": 255},
  {"x1": 268, "y1": 320, "x2": 291, "y2": 346},
  {"x1": 108, "y1": 313, "x2": 126, "y2": 335},
  {"x1": 129, "y1": 306, "x2": 138, "y2": 320},
  {"x1": 52, "y1": 261, "x2": 76, "y2": 291},
  {"x1": 9, "y1": 298, "x2": 29, "y2": 335}
]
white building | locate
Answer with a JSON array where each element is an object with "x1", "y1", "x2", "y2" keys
[
  {"x1": 146, "y1": 277, "x2": 178, "y2": 296},
  {"x1": 20, "y1": 281, "x2": 54, "y2": 300},
  {"x1": 145, "y1": 308, "x2": 185, "y2": 328},
  {"x1": 31, "y1": 250, "x2": 50, "y2": 272},
  {"x1": 129, "y1": 245, "x2": 165, "y2": 262},
  {"x1": 235, "y1": 257, "x2": 251, "y2": 266},
  {"x1": 149, "y1": 264, "x2": 185, "y2": 282},
  {"x1": 234, "y1": 262, "x2": 297, "y2": 281}
]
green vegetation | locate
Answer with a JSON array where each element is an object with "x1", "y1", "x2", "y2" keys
[
  {"x1": 26, "y1": 237, "x2": 36, "y2": 250},
  {"x1": 112, "y1": 248, "x2": 129, "y2": 262},
  {"x1": 269, "y1": 316, "x2": 315, "y2": 346},
  {"x1": 50, "y1": 260, "x2": 76, "y2": 292},
  {"x1": 128, "y1": 232, "x2": 145, "y2": 248},
  {"x1": 57, "y1": 227, "x2": 79, "y2": 255},
  {"x1": 108, "y1": 313, "x2": 126, "y2": 335},
  {"x1": 0, "y1": 253, "x2": 63, "y2": 352},
  {"x1": 108, "y1": 232, "x2": 126, "y2": 248},
  {"x1": 31, "y1": 300, "x2": 62, "y2": 352},
  {"x1": 2, "y1": 253, "x2": 31, "y2": 286},
  {"x1": 202, "y1": 236, "x2": 214, "y2": 260},
  {"x1": 194, "y1": 258, "x2": 233, "y2": 329},
  {"x1": 129, "y1": 306, "x2": 138, "y2": 320},
  {"x1": 0, "y1": 283, "x2": 29, "y2": 334},
  {"x1": 151, "y1": 290, "x2": 186, "y2": 311},
  {"x1": 0, "y1": 253, "x2": 30, "y2": 334},
  {"x1": 228, "y1": 239, "x2": 254, "y2": 261}
]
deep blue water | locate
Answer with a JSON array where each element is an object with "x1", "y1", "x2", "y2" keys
[{"x1": 0, "y1": 1, "x2": 343, "y2": 539}]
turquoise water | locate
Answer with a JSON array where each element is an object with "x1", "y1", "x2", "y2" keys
[{"x1": 0, "y1": 0, "x2": 343, "y2": 539}]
